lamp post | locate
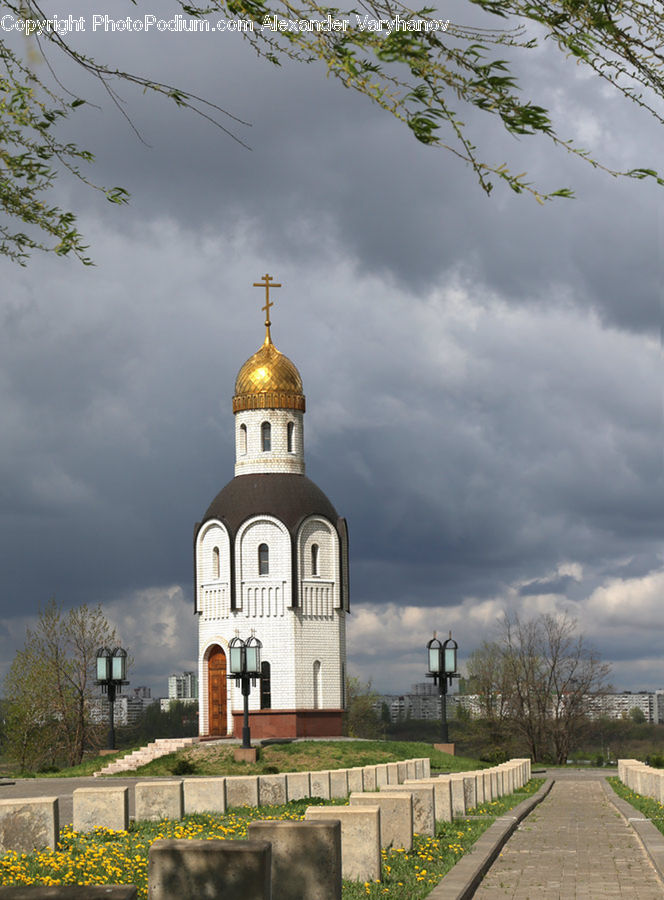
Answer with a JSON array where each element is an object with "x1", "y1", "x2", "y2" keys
[
  {"x1": 426, "y1": 631, "x2": 459, "y2": 744},
  {"x1": 228, "y1": 634, "x2": 263, "y2": 750},
  {"x1": 95, "y1": 646, "x2": 129, "y2": 751}
]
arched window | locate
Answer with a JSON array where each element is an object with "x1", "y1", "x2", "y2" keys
[
  {"x1": 258, "y1": 543, "x2": 269, "y2": 575},
  {"x1": 287, "y1": 421, "x2": 294, "y2": 453},
  {"x1": 212, "y1": 546, "x2": 220, "y2": 579},
  {"x1": 313, "y1": 660, "x2": 322, "y2": 709},
  {"x1": 260, "y1": 661, "x2": 271, "y2": 709},
  {"x1": 239, "y1": 423, "x2": 247, "y2": 455},
  {"x1": 311, "y1": 543, "x2": 319, "y2": 576},
  {"x1": 261, "y1": 421, "x2": 271, "y2": 451}
]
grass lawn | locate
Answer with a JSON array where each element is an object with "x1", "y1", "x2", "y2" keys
[
  {"x1": 0, "y1": 779, "x2": 543, "y2": 899},
  {"x1": 3, "y1": 741, "x2": 485, "y2": 780},
  {"x1": 607, "y1": 776, "x2": 664, "y2": 828},
  {"x1": 127, "y1": 740, "x2": 486, "y2": 778},
  {"x1": 3, "y1": 748, "x2": 144, "y2": 780}
]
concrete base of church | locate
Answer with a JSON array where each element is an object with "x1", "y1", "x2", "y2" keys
[
  {"x1": 434, "y1": 742, "x2": 456, "y2": 756},
  {"x1": 234, "y1": 746, "x2": 260, "y2": 763},
  {"x1": 231, "y1": 709, "x2": 344, "y2": 740}
]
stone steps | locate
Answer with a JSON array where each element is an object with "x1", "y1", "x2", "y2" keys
[{"x1": 93, "y1": 737, "x2": 199, "y2": 776}]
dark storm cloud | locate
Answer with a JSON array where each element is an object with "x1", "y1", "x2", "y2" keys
[
  {"x1": 519, "y1": 574, "x2": 577, "y2": 596},
  {"x1": 32, "y1": 0, "x2": 660, "y2": 337}
]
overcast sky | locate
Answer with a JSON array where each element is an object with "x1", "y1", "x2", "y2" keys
[{"x1": 0, "y1": 0, "x2": 661, "y2": 699}]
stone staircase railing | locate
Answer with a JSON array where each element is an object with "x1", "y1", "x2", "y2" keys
[{"x1": 93, "y1": 737, "x2": 200, "y2": 776}]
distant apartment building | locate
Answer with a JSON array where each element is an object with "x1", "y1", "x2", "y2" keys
[
  {"x1": 655, "y1": 691, "x2": 664, "y2": 724},
  {"x1": 168, "y1": 672, "x2": 198, "y2": 701},
  {"x1": 132, "y1": 685, "x2": 153, "y2": 701},
  {"x1": 380, "y1": 691, "x2": 453, "y2": 723},
  {"x1": 410, "y1": 682, "x2": 438, "y2": 697},
  {"x1": 380, "y1": 687, "x2": 664, "y2": 725},
  {"x1": 161, "y1": 671, "x2": 199, "y2": 712},
  {"x1": 584, "y1": 691, "x2": 655, "y2": 723},
  {"x1": 89, "y1": 694, "x2": 145, "y2": 727}
]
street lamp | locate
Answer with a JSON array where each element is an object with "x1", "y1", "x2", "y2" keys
[
  {"x1": 228, "y1": 634, "x2": 263, "y2": 750},
  {"x1": 95, "y1": 646, "x2": 129, "y2": 751},
  {"x1": 426, "y1": 631, "x2": 459, "y2": 744}
]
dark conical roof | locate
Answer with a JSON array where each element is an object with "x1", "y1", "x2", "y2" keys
[{"x1": 201, "y1": 473, "x2": 338, "y2": 536}]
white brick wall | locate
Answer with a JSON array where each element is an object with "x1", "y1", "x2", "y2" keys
[
  {"x1": 197, "y1": 512, "x2": 347, "y2": 733},
  {"x1": 196, "y1": 378, "x2": 347, "y2": 736},
  {"x1": 237, "y1": 516, "x2": 291, "y2": 610},
  {"x1": 196, "y1": 520, "x2": 232, "y2": 617},
  {"x1": 297, "y1": 517, "x2": 340, "y2": 608},
  {"x1": 234, "y1": 409, "x2": 304, "y2": 475}
]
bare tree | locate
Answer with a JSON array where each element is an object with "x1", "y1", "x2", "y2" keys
[
  {"x1": 343, "y1": 676, "x2": 384, "y2": 739},
  {"x1": 468, "y1": 611, "x2": 611, "y2": 763},
  {"x1": 466, "y1": 640, "x2": 512, "y2": 721},
  {"x1": 3, "y1": 599, "x2": 120, "y2": 769}
]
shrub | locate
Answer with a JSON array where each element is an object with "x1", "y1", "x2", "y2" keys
[
  {"x1": 480, "y1": 747, "x2": 509, "y2": 765},
  {"x1": 170, "y1": 757, "x2": 197, "y2": 776}
]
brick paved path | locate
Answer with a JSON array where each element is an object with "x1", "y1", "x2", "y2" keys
[{"x1": 474, "y1": 779, "x2": 664, "y2": 899}]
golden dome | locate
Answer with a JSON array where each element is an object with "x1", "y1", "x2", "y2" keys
[{"x1": 233, "y1": 334, "x2": 306, "y2": 412}]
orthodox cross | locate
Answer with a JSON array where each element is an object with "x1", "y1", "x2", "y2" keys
[{"x1": 253, "y1": 273, "x2": 281, "y2": 340}]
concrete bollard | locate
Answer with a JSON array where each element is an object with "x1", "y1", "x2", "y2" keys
[
  {"x1": 347, "y1": 767, "x2": 364, "y2": 793},
  {"x1": 475, "y1": 772, "x2": 485, "y2": 806},
  {"x1": 618, "y1": 759, "x2": 640, "y2": 783},
  {"x1": 225, "y1": 776, "x2": 259, "y2": 809},
  {"x1": 329, "y1": 770, "x2": 348, "y2": 799},
  {"x1": 135, "y1": 782, "x2": 183, "y2": 823},
  {"x1": 447, "y1": 775, "x2": 466, "y2": 816},
  {"x1": 257, "y1": 774, "x2": 287, "y2": 806},
  {"x1": 379, "y1": 784, "x2": 435, "y2": 836},
  {"x1": 405, "y1": 778, "x2": 452, "y2": 822},
  {"x1": 396, "y1": 762, "x2": 408, "y2": 783},
  {"x1": 406, "y1": 760, "x2": 418, "y2": 780},
  {"x1": 0, "y1": 888, "x2": 137, "y2": 899},
  {"x1": 517, "y1": 759, "x2": 528, "y2": 787},
  {"x1": 482, "y1": 771, "x2": 493, "y2": 802},
  {"x1": 375, "y1": 764, "x2": 389, "y2": 787},
  {"x1": 490, "y1": 770, "x2": 500, "y2": 799},
  {"x1": 305, "y1": 805, "x2": 381, "y2": 882},
  {"x1": 249, "y1": 819, "x2": 342, "y2": 900},
  {"x1": 183, "y1": 778, "x2": 226, "y2": 815},
  {"x1": 148, "y1": 839, "x2": 271, "y2": 900},
  {"x1": 73, "y1": 787, "x2": 128, "y2": 833},
  {"x1": 462, "y1": 774, "x2": 477, "y2": 810},
  {"x1": 285, "y1": 772, "x2": 310, "y2": 802},
  {"x1": 350, "y1": 791, "x2": 413, "y2": 850},
  {"x1": 386, "y1": 763, "x2": 400, "y2": 785},
  {"x1": 0, "y1": 797, "x2": 59, "y2": 854},
  {"x1": 655, "y1": 771, "x2": 664, "y2": 803},
  {"x1": 362, "y1": 766, "x2": 377, "y2": 792},
  {"x1": 309, "y1": 770, "x2": 331, "y2": 800},
  {"x1": 436, "y1": 778, "x2": 453, "y2": 820},
  {"x1": 500, "y1": 764, "x2": 515, "y2": 794}
]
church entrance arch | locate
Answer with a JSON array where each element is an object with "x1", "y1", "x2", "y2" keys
[{"x1": 207, "y1": 644, "x2": 227, "y2": 736}]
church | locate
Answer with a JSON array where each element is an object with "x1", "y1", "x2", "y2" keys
[{"x1": 194, "y1": 275, "x2": 350, "y2": 739}]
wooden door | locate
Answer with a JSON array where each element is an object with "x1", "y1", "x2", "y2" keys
[{"x1": 208, "y1": 645, "x2": 227, "y2": 736}]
